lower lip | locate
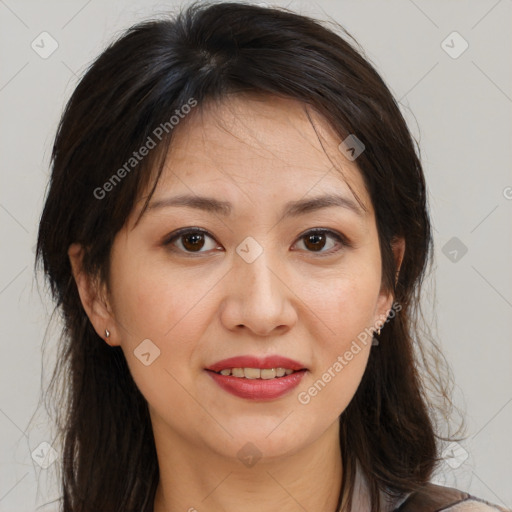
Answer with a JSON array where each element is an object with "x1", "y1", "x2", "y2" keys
[{"x1": 206, "y1": 369, "x2": 307, "y2": 401}]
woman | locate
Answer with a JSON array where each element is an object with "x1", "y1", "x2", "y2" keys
[{"x1": 35, "y1": 2, "x2": 509, "y2": 511}]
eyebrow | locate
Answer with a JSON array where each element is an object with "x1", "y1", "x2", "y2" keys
[{"x1": 147, "y1": 193, "x2": 366, "y2": 220}]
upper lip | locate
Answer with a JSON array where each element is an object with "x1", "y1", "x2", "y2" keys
[{"x1": 206, "y1": 355, "x2": 307, "y2": 372}]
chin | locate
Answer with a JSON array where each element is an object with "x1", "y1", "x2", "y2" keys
[{"x1": 207, "y1": 423, "x2": 312, "y2": 462}]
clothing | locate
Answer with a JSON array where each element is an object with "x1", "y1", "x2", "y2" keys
[
  {"x1": 350, "y1": 464, "x2": 510, "y2": 512},
  {"x1": 395, "y1": 483, "x2": 511, "y2": 511}
]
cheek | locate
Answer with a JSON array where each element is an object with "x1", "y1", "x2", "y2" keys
[
  {"x1": 108, "y1": 259, "x2": 204, "y2": 412},
  {"x1": 108, "y1": 251, "x2": 220, "y2": 393},
  {"x1": 304, "y1": 263, "x2": 381, "y2": 345},
  {"x1": 297, "y1": 282, "x2": 374, "y2": 418},
  {"x1": 110, "y1": 252, "x2": 209, "y2": 340},
  {"x1": 295, "y1": 264, "x2": 379, "y2": 406},
  {"x1": 299, "y1": 346, "x2": 371, "y2": 417}
]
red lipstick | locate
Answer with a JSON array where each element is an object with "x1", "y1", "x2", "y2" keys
[{"x1": 205, "y1": 355, "x2": 307, "y2": 401}]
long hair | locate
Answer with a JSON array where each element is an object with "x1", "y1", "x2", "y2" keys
[{"x1": 36, "y1": 2, "x2": 460, "y2": 511}]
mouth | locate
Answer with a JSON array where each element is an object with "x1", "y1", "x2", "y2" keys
[{"x1": 204, "y1": 355, "x2": 308, "y2": 400}]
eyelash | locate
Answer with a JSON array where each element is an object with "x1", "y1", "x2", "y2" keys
[{"x1": 162, "y1": 227, "x2": 351, "y2": 257}]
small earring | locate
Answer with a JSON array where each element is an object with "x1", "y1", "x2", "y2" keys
[
  {"x1": 105, "y1": 329, "x2": 110, "y2": 338},
  {"x1": 372, "y1": 328, "x2": 381, "y2": 346}
]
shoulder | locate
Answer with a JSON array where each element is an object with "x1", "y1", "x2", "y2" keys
[
  {"x1": 394, "y1": 483, "x2": 510, "y2": 512},
  {"x1": 440, "y1": 499, "x2": 511, "y2": 512}
]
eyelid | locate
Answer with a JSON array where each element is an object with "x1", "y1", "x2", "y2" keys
[{"x1": 162, "y1": 226, "x2": 210, "y2": 245}]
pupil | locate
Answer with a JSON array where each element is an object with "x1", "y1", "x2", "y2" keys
[
  {"x1": 183, "y1": 233, "x2": 204, "y2": 251},
  {"x1": 305, "y1": 233, "x2": 325, "y2": 251}
]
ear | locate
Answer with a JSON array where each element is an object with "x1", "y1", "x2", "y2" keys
[
  {"x1": 374, "y1": 236, "x2": 405, "y2": 328},
  {"x1": 68, "y1": 243, "x2": 120, "y2": 347}
]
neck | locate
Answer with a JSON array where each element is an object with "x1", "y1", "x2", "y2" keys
[{"x1": 152, "y1": 420, "x2": 342, "y2": 512}]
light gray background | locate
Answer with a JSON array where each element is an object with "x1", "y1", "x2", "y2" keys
[{"x1": 1, "y1": 0, "x2": 511, "y2": 510}]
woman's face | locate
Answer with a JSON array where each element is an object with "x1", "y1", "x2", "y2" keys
[{"x1": 78, "y1": 94, "x2": 403, "y2": 464}]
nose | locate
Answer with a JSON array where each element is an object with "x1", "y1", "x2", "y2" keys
[{"x1": 219, "y1": 248, "x2": 298, "y2": 336}]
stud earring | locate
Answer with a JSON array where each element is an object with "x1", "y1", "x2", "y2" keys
[
  {"x1": 372, "y1": 329, "x2": 380, "y2": 346},
  {"x1": 105, "y1": 329, "x2": 110, "y2": 338}
]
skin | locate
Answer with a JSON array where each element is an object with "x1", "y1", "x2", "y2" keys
[{"x1": 69, "y1": 94, "x2": 404, "y2": 512}]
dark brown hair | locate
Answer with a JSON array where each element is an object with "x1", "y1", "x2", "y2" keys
[{"x1": 36, "y1": 2, "x2": 460, "y2": 511}]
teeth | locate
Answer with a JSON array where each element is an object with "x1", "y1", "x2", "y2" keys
[
  {"x1": 244, "y1": 368, "x2": 261, "y2": 379},
  {"x1": 260, "y1": 368, "x2": 276, "y2": 380},
  {"x1": 216, "y1": 367, "x2": 298, "y2": 379},
  {"x1": 232, "y1": 368, "x2": 245, "y2": 377}
]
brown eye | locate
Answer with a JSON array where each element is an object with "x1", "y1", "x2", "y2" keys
[
  {"x1": 164, "y1": 228, "x2": 219, "y2": 254},
  {"x1": 303, "y1": 232, "x2": 328, "y2": 251},
  {"x1": 294, "y1": 229, "x2": 349, "y2": 255},
  {"x1": 181, "y1": 232, "x2": 206, "y2": 251}
]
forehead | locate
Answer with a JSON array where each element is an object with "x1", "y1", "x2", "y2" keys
[{"x1": 141, "y1": 94, "x2": 373, "y2": 219}]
